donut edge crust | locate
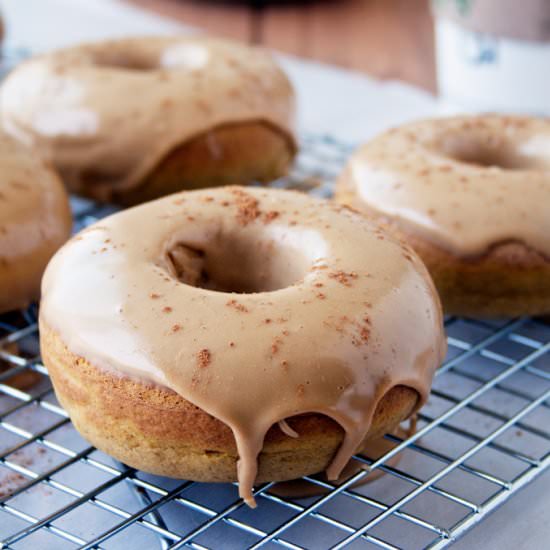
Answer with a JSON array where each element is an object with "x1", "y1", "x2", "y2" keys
[
  {"x1": 79, "y1": 121, "x2": 296, "y2": 205},
  {"x1": 40, "y1": 321, "x2": 418, "y2": 483},
  {"x1": 335, "y1": 187, "x2": 550, "y2": 318}
]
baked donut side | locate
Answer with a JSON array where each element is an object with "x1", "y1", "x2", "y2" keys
[
  {"x1": 41, "y1": 322, "x2": 418, "y2": 483},
  {"x1": 109, "y1": 121, "x2": 295, "y2": 206},
  {"x1": 335, "y1": 185, "x2": 550, "y2": 317},
  {"x1": 0, "y1": 134, "x2": 72, "y2": 314},
  {"x1": 0, "y1": 36, "x2": 297, "y2": 204},
  {"x1": 336, "y1": 115, "x2": 550, "y2": 317},
  {"x1": 391, "y1": 231, "x2": 550, "y2": 318}
]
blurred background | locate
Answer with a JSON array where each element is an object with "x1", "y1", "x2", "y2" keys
[
  {"x1": 127, "y1": 0, "x2": 436, "y2": 91},
  {"x1": 2, "y1": 0, "x2": 548, "y2": 116},
  {"x1": 124, "y1": 0, "x2": 550, "y2": 114}
]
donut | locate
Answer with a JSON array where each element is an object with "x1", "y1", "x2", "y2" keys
[
  {"x1": 39, "y1": 186, "x2": 445, "y2": 507},
  {"x1": 336, "y1": 115, "x2": 550, "y2": 317},
  {"x1": 0, "y1": 132, "x2": 71, "y2": 314},
  {"x1": 0, "y1": 37, "x2": 296, "y2": 205}
]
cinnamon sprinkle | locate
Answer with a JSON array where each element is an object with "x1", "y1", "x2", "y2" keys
[
  {"x1": 263, "y1": 210, "x2": 279, "y2": 223},
  {"x1": 226, "y1": 299, "x2": 248, "y2": 313},
  {"x1": 271, "y1": 336, "x2": 283, "y2": 355},
  {"x1": 328, "y1": 270, "x2": 358, "y2": 286},
  {"x1": 232, "y1": 189, "x2": 261, "y2": 226},
  {"x1": 197, "y1": 349, "x2": 211, "y2": 368}
]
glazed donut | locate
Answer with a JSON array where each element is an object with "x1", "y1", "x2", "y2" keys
[
  {"x1": 336, "y1": 115, "x2": 550, "y2": 317},
  {"x1": 39, "y1": 186, "x2": 445, "y2": 506},
  {"x1": 0, "y1": 36, "x2": 296, "y2": 205},
  {"x1": 0, "y1": 132, "x2": 71, "y2": 314}
]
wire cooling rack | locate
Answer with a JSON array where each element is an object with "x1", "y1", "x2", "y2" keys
[{"x1": 1, "y1": 134, "x2": 550, "y2": 550}]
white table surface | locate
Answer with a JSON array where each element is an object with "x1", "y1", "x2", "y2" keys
[{"x1": 1, "y1": 1, "x2": 548, "y2": 548}]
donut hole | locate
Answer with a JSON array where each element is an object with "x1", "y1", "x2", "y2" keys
[
  {"x1": 92, "y1": 50, "x2": 158, "y2": 71},
  {"x1": 439, "y1": 134, "x2": 548, "y2": 170},
  {"x1": 449, "y1": 146, "x2": 527, "y2": 170},
  {"x1": 165, "y1": 228, "x2": 319, "y2": 293}
]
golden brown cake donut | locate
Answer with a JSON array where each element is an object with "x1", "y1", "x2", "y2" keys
[
  {"x1": 0, "y1": 133, "x2": 71, "y2": 314},
  {"x1": 0, "y1": 36, "x2": 296, "y2": 205},
  {"x1": 39, "y1": 186, "x2": 446, "y2": 506},
  {"x1": 336, "y1": 115, "x2": 550, "y2": 317}
]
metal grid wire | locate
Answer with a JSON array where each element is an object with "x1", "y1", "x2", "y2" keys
[{"x1": 1, "y1": 134, "x2": 549, "y2": 550}]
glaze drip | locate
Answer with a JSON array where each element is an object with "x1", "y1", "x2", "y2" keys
[{"x1": 40, "y1": 187, "x2": 445, "y2": 505}]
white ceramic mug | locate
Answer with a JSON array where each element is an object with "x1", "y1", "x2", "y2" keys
[{"x1": 432, "y1": 0, "x2": 550, "y2": 115}]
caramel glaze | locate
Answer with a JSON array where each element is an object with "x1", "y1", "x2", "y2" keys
[
  {"x1": 0, "y1": 36, "x2": 296, "y2": 197},
  {"x1": 337, "y1": 115, "x2": 550, "y2": 257},
  {"x1": 39, "y1": 187, "x2": 446, "y2": 506},
  {"x1": 0, "y1": 132, "x2": 72, "y2": 313}
]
